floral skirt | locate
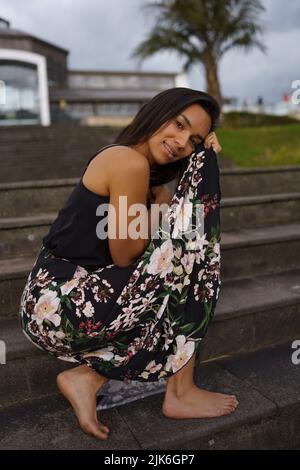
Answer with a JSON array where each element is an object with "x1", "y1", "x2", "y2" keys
[{"x1": 19, "y1": 147, "x2": 222, "y2": 385}]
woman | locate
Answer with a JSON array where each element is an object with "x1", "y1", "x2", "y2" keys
[{"x1": 19, "y1": 87, "x2": 239, "y2": 441}]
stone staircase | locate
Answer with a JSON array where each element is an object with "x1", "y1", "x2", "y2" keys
[{"x1": 0, "y1": 126, "x2": 300, "y2": 449}]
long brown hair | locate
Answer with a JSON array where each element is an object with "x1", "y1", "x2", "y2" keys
[{"x1": 114, "y1": 87, "x2": 220, "y2": 187}]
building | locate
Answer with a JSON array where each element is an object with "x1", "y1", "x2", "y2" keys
[{"x1": 0, "y1": 18, "x2": 188, "y2": 126}]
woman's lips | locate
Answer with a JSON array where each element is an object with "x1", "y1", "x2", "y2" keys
[{"x1": 163, "y1": 142, "x2": 176, "y2": 160}]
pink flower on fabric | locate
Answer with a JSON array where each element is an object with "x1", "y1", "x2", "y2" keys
[
  {"x1": 60, "y1": 278, "x2": 79, "y2": 296},
  {"x1": 73, "y1": 266, "x2": 89, "y2": 279},
  {"x1": 32, "y1": 289, "x2": 61, "y2": 327},
  {"x1": 147, "y1": 239, "x2": 174, "y2": 278},
  {"x1": 165, "y1": 335, "x2": 195, "y2": 373},
  {"x1": 181, "y1": 253, "x2": 195, "y2": 275}
]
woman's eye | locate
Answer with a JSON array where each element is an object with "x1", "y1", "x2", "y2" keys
[{"x1": 176, "y1": 120, "x2": 184, "y2": 129}]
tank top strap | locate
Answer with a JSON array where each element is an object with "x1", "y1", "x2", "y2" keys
[{"x1": 81, "y1": 143, "x2": 124, "y2": 177}]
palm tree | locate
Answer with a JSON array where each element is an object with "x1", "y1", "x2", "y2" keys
[{"x1": 131, "y1": 0, "x2": 266, "y2": 106}]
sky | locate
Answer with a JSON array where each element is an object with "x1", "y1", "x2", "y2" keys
[{"x1": 0, "y1": 0, "x2": 299, "y2": 104}]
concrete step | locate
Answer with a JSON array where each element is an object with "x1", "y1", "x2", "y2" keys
[
  {"x1": 221, "y1": 222, "x2": 300, "y2": 280},
  {"x1": 0, "y1": 125, "x2": 119, "y2": 142},
  {"x1": 2, "y1": 176, "x2": 300, "y2": 228},
  {"x1": 220, "y1": 165, "x2": 300, "y2": 197},
  {"x1": 0, "y1": 126, "x2": 118, "y2": 183},
  {"x1": 1, "y1": 197, "x2": 300, "y2": 261},
  {"x1": 1, "y1": 223, "x2": 300, "y2": 315},
  {"x1": 0, "y1": 179, "x2": 77, "y2": 217},
  {"x1": 0, "y1": 341, "x2": 299, "y2": 449},
  {"x1": 1, "y1": 167, "x2": 300, "y2": 214},
  {"x1": 0, "y1": 213, "x2": 56, "y2": 259},
  {"x1": 221, "y1": 192, "x2": 300, "y2": 230}
]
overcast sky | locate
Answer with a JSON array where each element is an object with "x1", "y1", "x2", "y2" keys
[{"x1": 0, "y1": 0, "x2": 299, "y2": 103}]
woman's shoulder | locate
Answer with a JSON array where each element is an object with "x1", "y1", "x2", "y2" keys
[
  {"x1": 91, "y1": 145, "x2": 148, "y2": 169},
  {"x1": 82, "y1": 145, "x2": 149, "y2": 197},
  {"x1": 105, "y1": 145, "x2": 149, "y2": 170}
]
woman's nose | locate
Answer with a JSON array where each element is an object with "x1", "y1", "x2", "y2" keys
[{"x1": 175, "y1": 132, "x2": 190, "y2": 149}]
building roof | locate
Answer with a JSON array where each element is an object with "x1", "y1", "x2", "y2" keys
[
  {"x1": 0, "y1": 26, "x2": 69, "y2": 54},
  {"x1": 50, "y1": 87, "x2": 163, "y2": 103},
  {"x1": 68, "y1": 69, "x2": 178, "y2": 77}
]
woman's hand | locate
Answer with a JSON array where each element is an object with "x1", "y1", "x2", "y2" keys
[
  {"x1": 148, "y1": 185, "x2": 173, "y2": 206},
  {"x1": 204, "y1": 131, "x2": 222, "y2": 154}
]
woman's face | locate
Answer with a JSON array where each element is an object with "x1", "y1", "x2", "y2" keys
[{"x1": 146, "y1": 103, "x2": 212, "y2": 167}]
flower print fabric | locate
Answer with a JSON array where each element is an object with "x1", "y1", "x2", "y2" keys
[{"x1": 19, "y1": 144, "x2": 222, "y2": 392}]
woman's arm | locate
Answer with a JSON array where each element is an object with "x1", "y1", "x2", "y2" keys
[{"x1": 106, "y1": 149, "x2": 153, "y2": 267}]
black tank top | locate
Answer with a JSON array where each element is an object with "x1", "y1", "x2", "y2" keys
[{"x1": 43, "y1": 144, "x2": 132, "y2": 270}]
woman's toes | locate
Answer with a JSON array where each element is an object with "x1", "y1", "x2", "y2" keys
[
  {"x1": 82, "y1": 421, "x2": 109, "y2": 440},
  {"x1": 94, "y1": 429, "x2": 109, "y2": 440},
  {"x1": 99, "y1": 423, "x2": 110, "y2": 434},
  {"x1": 224, "y1": 399, "x2": 234, "y2": 407}
]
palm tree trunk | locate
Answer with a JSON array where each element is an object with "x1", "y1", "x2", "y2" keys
[{"x1": 204, "y1": 54, "x2": 223, "y2": 108}]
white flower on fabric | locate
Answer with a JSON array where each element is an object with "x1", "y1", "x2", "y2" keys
[
  {"x1": 60, "y1": 278, "x2": 79, "y2": 296},
  {"x1": 173, "y1": 265, "x2": 184, "y2": 276},
  {"x1": 158, "y1": 370, "x2": 168, "y2": 378},
  {"x1": 206, "y1": 282, "x2": 214, "y2": 299},
  {"x1": 73, "y1": 266, "x2": 89, "y2": 279},
  {"x1": 32, "y1": 289, "x2": 61, "y2": 327},
  {"x1": 214, "y1": 243, "x2": 220, "y2": 256},
  {"x1": 57, "y1": 355, "x2": 79, "y2": 363},
  {"x1": 156, "y1": 294, "x2": 170, "y2": 319},
  {"x1": 142, "y1": 292, "x2": 155, "y2": 308},
  {"x1": 122, "y1": 310, "x2": 138, "y2": 328},
  {"x1": 48, "y1": 330, "x2": 56, "y2": 344},
  {"x1": 196, "y1": 234, "x2": 209, "y2": 252},
  {"x1": 173, "y1": 199, "x2": 193, "y2": 239},
  {"x1": 108, "y1": 317, "x2": 123, "y2": 331},
  {"x1": 147, "y1": 239, "x2": 174, "y2": 278},
  {"x1": 55, "y1": 331, "x2": 65, "y2": 340},
  {"x1": 83, "y1": 301, "x2": 95, "y2": 318},
  {"x1": 139, "y1": 371, "x2": 150, "y2": 380},
  {"x1": 195, "y1": 150, "x2": 205, "y2": 168},
  {"x1": 175, "y1": 283, "x2": 183, "y2": 293},
  {"x1": 181, "y1": 253, "x2": 195, "y2": 274},
  {"x1": 165, "y1": 335, "x2": 195, "y2": 373},
  {"x1": 186, "y1": 240, "x2": 196, "y2": 251},
  {"x1": 197, "y1": 268, "x2": 205, "y2": 282},
  {"x1": 114, "y1": 354, "x2": 127, "y2": 364},
  {"x1": 145, "y1": 360, "x2": 162, "y2": 374},
  {"x1": 83, "y1": 346, "x2": 114, "y2": 361},
  {"x1": 72, "y1": 288, "x2": 85, "y2": 306}
]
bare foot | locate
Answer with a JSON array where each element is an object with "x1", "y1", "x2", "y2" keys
[
  {"x1": 57, "y1": 364, "x2": 110, "y2": 440},
  {"x1": 162, "y1": 384, "x2": 239, "y2": 419}
]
